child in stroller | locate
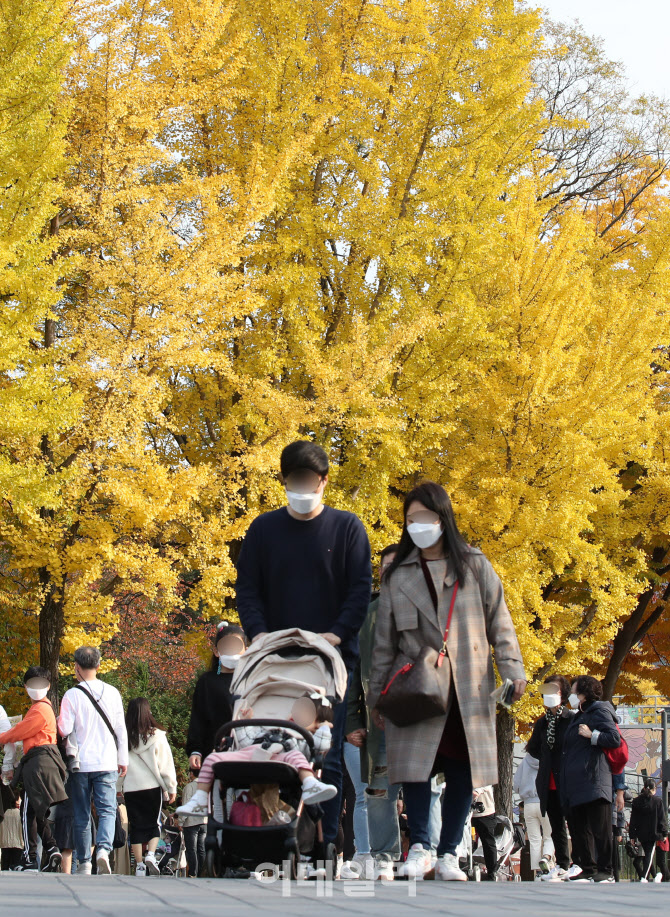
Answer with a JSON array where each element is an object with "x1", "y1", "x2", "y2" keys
[
  {"x1": 176, "y1": 628, "x2": 349, "y2": 880},
  {"x1": 176, "y1": 694, "x2": 337, "y2": 818}
]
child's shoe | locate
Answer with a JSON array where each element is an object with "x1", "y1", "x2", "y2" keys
[
  {"x1": 176, "y1": 788, "x2": 209, "y2": 817},
  {"x1": 301, "y1": 776, "x2": 337, "y2": 804}
]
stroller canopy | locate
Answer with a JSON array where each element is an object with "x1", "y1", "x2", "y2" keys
[{"x1": 230, "y1": 628, "x2": 349, "y2": 720}]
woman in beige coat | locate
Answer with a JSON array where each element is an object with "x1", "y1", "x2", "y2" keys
[{"x1": 368, "y1": 481, "x2": 526, "y2": 881}]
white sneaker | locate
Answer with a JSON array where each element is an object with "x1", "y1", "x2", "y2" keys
[
  {"x1": 340, "y1": 853, "x2": 374, "y2": 879},
  {"x1": 435, "y1": 853, "x2": 468, "y2": 882},
  {"x1": 373, "y1": 855, "x2": 395, "y2": 881},
  {"x1": 96, "y1": 849, "x2": 111, "y2": 875},
  {"x1": 564, "y1": 864, "x2": 582, "y2": 880},
  {"x1": 397, "y1": 844, "x2": 431, "y2": 880},
  {"x1": 542, "y1": 865, "x2": 567, "y2": 881},
  {"x1": 176, "y1": 790, "x2": 209, "y2": 817},
  {"x1": 76, "y1": 861, "x2": 92, "y2": 875},
  {"x1": 135, "y1": 862, "x2": 147, "y2": 877},
  {"x1": 301, "y1": 777, "x2": 337, "y2": 805},
  {"x1": 654, "y1": 873, "x2": 663, "y2": 883},
  {"x1": 640, "y1": 877, "x2": 648, "y2": 883},
  {"x1": 145, "y1": 852, "x2": 160, "y2": 876}
]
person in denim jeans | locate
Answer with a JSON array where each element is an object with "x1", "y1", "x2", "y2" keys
[
  {"x1": 57, "y1": 646, "x2": 128, "y2": 875},
  {"x1": 345, "y1": 544, "x2": 402, "y2": 880}
]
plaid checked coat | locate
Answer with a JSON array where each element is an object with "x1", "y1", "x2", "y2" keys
[{"x1": 367, "y1": 546, "x2": 526, "y2": 786}]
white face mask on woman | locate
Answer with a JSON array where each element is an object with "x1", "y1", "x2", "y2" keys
[
  {"x1": 217, "y1": 653, "x2": 242, "y2": 671},
  {"x1": 407, "y1": 522, "x2": 443, "y2": 550},
  {"x1": 568, "y1": 692, "x2": 580, "y2": 709},
  {"x1": 542, "y1": 693, "x2": 561, "y2": 708},
  {"x1": 26, "y1": 686, "x2": 49, "y2": 701},
  {"x1": 286, "y1": 489, "x2": 322, "y2": 515}
]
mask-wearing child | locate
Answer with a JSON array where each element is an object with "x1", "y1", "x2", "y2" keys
[{"x1": 176, "y1": 693, "x2": 336, "y2": 818}]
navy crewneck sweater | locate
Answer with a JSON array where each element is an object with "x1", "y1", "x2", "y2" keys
[{"x1": 236, "y1": 505, "x2": 372, "y2": 668}]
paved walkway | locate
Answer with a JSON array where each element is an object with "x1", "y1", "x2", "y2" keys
[{"x1": 1, "y1": 873, "x2": 668, "y2": 917}]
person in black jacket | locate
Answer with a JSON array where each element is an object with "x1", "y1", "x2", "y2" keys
[
  {"x1": 629, "y1": 778, "x2": 669, "y2": 881},
  {"x1": 236, "y1": 440, "x2": 372, "y2": 848},
  {"x1": 560, "y1": 675, "x2": 621, "y2": 883},
  {"x1": 186, "y1": 621, "x2": 248, "y2": 771},
  {"x1": 526, "y1": 674, "x2": 573, "y2": 879}
]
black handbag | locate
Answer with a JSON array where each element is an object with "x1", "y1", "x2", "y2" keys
[
  {"x1": 113, "y1": 806, "x2": 127, "y2": 849},
  {"x1": 376, "y1": 583, "x2": 459, "y2": 727},
  {"x1": 625, "y1": 838, "x2": 643, "y2": 859}
]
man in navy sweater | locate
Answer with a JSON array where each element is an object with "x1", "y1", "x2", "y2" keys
[{"x1": 236, "y1": 440, "x2": 372, "y2": 849}]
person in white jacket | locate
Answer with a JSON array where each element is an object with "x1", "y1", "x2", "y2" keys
[
  {"x1": 120, "y1": 698, "x2": 177, "y2": 877},
  {"x1": 0, "y1": 704, "x2": 16, "y2": 782},
  {"x1": 513, "y1": 752, "x2": 555, "y2": 878}
]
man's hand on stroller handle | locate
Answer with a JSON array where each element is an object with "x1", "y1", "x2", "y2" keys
[{"x1": 320, "y1": 632, "x2": 341, "y2": 646}]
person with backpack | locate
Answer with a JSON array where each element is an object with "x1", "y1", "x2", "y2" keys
[
  {"x1": 121, "y1": 698, "x2": 177, "y2": 877},
  {"x1": 559, "y1": 675, "x2": 622, "y2": 883},
  {"x1": 57, "y1": 646, "x2": 128, "y2": 875},
  {"x1": 629, "y1": 778, "x2": 668, "y2": 882},
  {"x1": 0, "y1": 667, "x2": 67, "y2": 872}
]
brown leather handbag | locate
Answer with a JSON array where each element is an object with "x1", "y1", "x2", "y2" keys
[{"x1": 376, "y1": 583, "x2": 459, "y2": 727}]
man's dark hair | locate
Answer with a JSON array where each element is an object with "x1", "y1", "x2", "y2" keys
[
  {"x1": 280, "y1": 441, "x2": 328, "y2": 478},
  {"x1": 572, "y1": 674, "x2": 603, "y2": 703},
  {"x1": 23, "y1": 666, "x2": 51, "y2": 684},
  {"x1": 74, "y1": 646, "x2": 101, "y2": 670},
  {"x1": 380, "y1": 544, "x2": 400, "y2": 562}
]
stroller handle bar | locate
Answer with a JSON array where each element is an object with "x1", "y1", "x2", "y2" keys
[{"x1": 217, "y1": 718, "x2": 315, "y2": 751}]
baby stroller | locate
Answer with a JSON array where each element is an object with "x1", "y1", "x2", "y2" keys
[
  {"x1": 202, "y1": 628, "x2": 348, "y2": 880},
  {"x1": 157, "y1": 813, "x2": 187, "y2": 876},
  {"x1": 471, "y1": 815, "x2": 522, "y2": 881}
]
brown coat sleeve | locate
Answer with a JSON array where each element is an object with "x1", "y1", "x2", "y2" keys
[
  {"x1": 480, "y1": 556, "x2": 526, "y2": 682},
  {"x1": 367, "y1": 581, "x2": 398, "y2": 710}
]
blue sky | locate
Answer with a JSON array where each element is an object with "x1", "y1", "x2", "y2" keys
[{"x1": 538, "y1": 0, "x2": 670, "y2": 99}]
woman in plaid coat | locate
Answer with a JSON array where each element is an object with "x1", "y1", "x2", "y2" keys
[{"x1": 367, "y1": 481, "x2": 526, "y2": 881}]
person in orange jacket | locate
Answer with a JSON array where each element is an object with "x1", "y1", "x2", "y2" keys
[{"x1": 0, "y1": 667, "x2": 67, "y2": 872}]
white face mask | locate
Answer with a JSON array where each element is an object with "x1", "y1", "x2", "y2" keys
[
  {"x1": 407, "y1": 522, "x2": 443, "y2": 549},
  {"x1": 26, "y1": 686, "x2": 49, "y2": 701},
  {"x1": 568, "y1": 692, "x2": 580, "y2": 709},
  {"x1": 542, "y1": 693, "x2": 561, "y2": 708},
  {"x1": 286, "y1": 489, "x2": 322, "y2": 515},
  {"x1": 217, "y1": 653, "x2": 242, "y2": 670}
]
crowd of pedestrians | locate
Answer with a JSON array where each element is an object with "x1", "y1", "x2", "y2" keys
[{"x1": 0, "y1": 440, "x2": 667, "y2": 883}]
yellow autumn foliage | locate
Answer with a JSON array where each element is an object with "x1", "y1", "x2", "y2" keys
[{"x1": 1, "y1": 0, "x2": 670, "y2": 718}]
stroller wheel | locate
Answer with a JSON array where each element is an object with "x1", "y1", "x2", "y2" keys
[
  {"x1": 284, "y1": 851, "x2": 298, "y2": 881},
  {"x1": 203, "y1": 848, "x2": 222, "y2": 879}
]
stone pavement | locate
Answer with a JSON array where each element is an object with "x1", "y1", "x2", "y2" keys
[{"x1": 1, "y1": 873, "x2": 668, "y2": 917}]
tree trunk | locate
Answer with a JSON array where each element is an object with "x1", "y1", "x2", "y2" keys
[
  {"x1": 494, "y1": 706, "x2": 515, "y2": 819},
  {"x1": 38, "y1": 568, "x2": 65, "y2": 712}
]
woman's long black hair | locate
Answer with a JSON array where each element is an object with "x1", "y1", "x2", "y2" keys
[
  {"x1": 384, "y1": 481, "x2": 472, "y2": 586},
  {"x1": 126, "y1": 697, "x2": 163, "y2": 749}
]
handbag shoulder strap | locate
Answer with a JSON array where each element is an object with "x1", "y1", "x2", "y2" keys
[
  {"x1": 439, "y1": 581, "x2": 459, "y2": 656},
  {"x1": 75, "y1": 683, "x2": 118, "y2": 748}
]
